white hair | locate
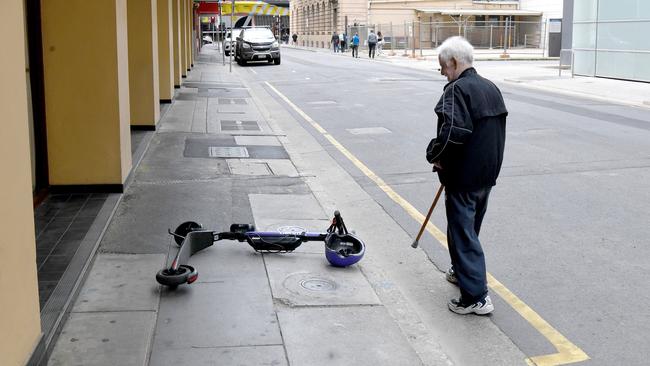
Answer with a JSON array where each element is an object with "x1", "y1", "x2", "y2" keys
[{"x1": 437, "y1": 36, "x2": 474, "y2": 66}]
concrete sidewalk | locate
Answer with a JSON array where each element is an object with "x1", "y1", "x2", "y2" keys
[
  {"x1": 43, "y1": 42, "x2": 650, "y2": 366},
  {"x1": 289, "y1": 44, "x2": 650, "y2": 110},
  {"x1": 44, "y1": 46, "x2": 531, "y2": 366}
]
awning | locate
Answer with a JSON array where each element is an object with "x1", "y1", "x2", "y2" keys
[
  {"x1": 415, "y1": 8, "x2": 542, "y2": 16},
  {"x1": 220, "y1": 1, "x2": 289, "y2": 16}
]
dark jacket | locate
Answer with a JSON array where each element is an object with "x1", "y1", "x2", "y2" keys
[{"x1": 426, "y1": 68, "x2": 507, "y2": 191}]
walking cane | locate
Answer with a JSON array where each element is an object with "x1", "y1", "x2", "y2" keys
[{"x1": 411, "y1": 185, "x2": 444, "y2": 248}]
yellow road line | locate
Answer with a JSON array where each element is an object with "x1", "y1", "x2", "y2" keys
[{"x1": 266, "y1": 81, "x2": 590, "y2": 366}]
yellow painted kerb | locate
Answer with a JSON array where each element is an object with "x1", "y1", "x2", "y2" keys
[{"x1": 266, "y1": 81, "x2": 590, "y2": 366}]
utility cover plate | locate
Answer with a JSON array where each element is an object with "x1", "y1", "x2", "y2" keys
[{"x1": 208, "y1": 146, "x2": 250, "y2": 158}]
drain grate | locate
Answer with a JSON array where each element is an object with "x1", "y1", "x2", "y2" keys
[
  {"x1": 300, "y1": 278, "x2": 337, "y2": 292},
  {"x1": 220, "y1": 120, "x2": 260, "y2": 131},
  {"x1": 218, "y1": 98, "x2": 248, "y2": 105},
  {"x1": 208, "y1": 146, "x2": 250, "y2": 158}
]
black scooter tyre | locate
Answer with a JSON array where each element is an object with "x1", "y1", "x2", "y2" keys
[
  {"x1": 173, "y1": 221, "x2": 203, "y2": 246},
  {"x1": 156, "y1": 265, "x2": 196, "y2": 287}
]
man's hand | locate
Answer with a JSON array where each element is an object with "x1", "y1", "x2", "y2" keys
[{"x1": 432, "y1": 161, "x2": 443, "y2": 171}]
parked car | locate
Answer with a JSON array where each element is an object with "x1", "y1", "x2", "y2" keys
[
  {"x1": 224, "y1": 28, "x2": 242, "y2": 56},
  {"x1": 235, "y1": 27, "x2": 281, "y2": 65}
]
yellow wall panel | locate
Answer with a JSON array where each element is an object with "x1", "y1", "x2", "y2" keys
[
  {"x1": 158, "y1": 0, "x2": 175, "y2": 101},
  {"x1": 0, "y1": 1, "x2": 43, "y2": 365},
  {"x1": 180, "y1": 0, "x2": 188, "y2": 75},
  {"x1": 127, "y1": 0, "x2": 160, "y2": 126},
  {"x1": 172, "y1": 0, "x2": 183, "y2": 85},
  {"x1": 41, "y1": 0, "x2": 132, "y2": 185}
]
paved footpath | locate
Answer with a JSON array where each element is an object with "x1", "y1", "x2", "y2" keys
[{"x1": 46, "y1": 46, "x2": 539, "y2": 366}]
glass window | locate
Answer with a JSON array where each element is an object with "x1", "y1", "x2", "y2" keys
[
  {"x1": 573, "y1": 50, "x2": 596, "y2": 76},
  {"x1": 597, "y1": 21, "x2": 650, "y2": 51},
  {"x1": 572, "y1": 23, "x2": 597, "y2": 49},
  {"x1": 596, "y1": 51, "x2": 650, "y2": 82},
  {"x1": 573, "y1": 0, "x2": 598, "y2": 22},
  {"x1": 597, "y1": 0, "x2": 650, "y2": 21}
]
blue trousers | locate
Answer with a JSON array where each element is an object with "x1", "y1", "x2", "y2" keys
[{"x1": 445, "y1": 187, "x2": 492, "y2": 304}]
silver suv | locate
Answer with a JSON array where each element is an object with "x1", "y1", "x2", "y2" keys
[{"x1": 235, "y1": 27, "x2": 281, "y2": 65}]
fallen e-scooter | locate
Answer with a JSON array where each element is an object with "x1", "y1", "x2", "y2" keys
[{"x1": 156, "y1": 211, "x2": 365, "y2": 288}]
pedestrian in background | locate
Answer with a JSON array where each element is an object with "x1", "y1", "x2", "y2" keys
[
  {"x1": 292, "y1": 33, "x2": 298, "y2": 45},
  {"x1": 331, "y1": 32, "x2": 339, "y2": 52},
  {"x1": 425, "y1": 36, "x2": 508, "y2": 315},
  {"x1": 339, "y1": 33, "x2": 346, "y2": 52},
  {"x1": 367, "y1": 30, "x2": 378, "y2": 58},
  {"x1": 351, "y1": 33, "x2": 360, "y2": 58},
  {"x1": 377, "y1": 31, "x2": 384, "y2": 55}
]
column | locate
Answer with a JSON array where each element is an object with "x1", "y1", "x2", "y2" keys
[
  {"x1": 157, "y1": 0, "x2": 174, "y2": 102},
  {"x1": 0, "y1": 1, "x2": 41, "y2": 365},
  {"x1": 180, "y1": 0, "x2": 187, "y2": 76},
  {"x1": 172, "y1": 0, "x2": 182, "y2": 86},
  {"x1": 185, "y1": 0, "x2": 192, "y2": 70},
  {"x1": 127, "y1": 0, "x2": 160, "y2": 128},
  {"x1": 187, "y1": 0, "x2": 196, "y2": 67},
  {"x1": 41, "y1": 0, "x2": 132, "y2": 188}
]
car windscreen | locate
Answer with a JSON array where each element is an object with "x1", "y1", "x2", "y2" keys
[{"x1": 243, "y1": 29, "x2": 275, "y2": 42}]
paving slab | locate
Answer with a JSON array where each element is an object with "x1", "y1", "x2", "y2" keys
[
  {"x1": 133, "y1": 133, "x2": 230, "y2": 183},
  {"x1": 227, "y1": 159, "x2": 272, "y2": 175},
  {"x1": 234, "y1": 135, "x2": 282, "y2": 146},
  {"x1": 265, "y1": 254, "x2": 380, "y2": 306},
  {"x1": 73, "y1": 254, "x2": 165, "y2": 312},
  {"x1": 278, "y1": 306, "x2": 423, "y2": 366},
  {"x1": 99, "y1": 181, "x2": 235, "y2": 254},
  {"x1": 191, "y1": 97, "x2": 208, "y2": 133},
  {"x1": 48, "y1": 311, "x2": 156, "y2": 366},
  {"x1": 159, "y1": 100, "x2": 195, "y2": 132},
  {"x1": 249, "y1": 193, "x2": 328, "y2": 222},
  {"x1": 227, "y1": 159, "x2": 298, "y2": 177},
  {"x1": 178, "y1": 239, "x2": 266, "y2": 283},
  {"x1": 152, "y1": 282, "x2": 281, "y2": 350},
  {"x1": 149, "y1": 345, "x2": 287, "y2": 366},
  {"x1": 264, "y1": 159, "x2": 299, "y2": 177}
]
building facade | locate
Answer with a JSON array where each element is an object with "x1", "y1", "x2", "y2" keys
[
  {"x1": 289, "y1": 0, "x2": 562, "y2": 51},
  {"x1": 2, "y1": 1, "x2": 198, "y2": 364},
  {"x1": 571, "y1": 0, "x2": 650, "y2": 82},
  {"x1": 290, "y1": 0, "x2": 368, "y2": 48}
]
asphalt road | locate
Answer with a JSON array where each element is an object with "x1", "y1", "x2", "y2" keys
[{"x1": 236, "y1": 47, "x2": 650, "y2": 366}]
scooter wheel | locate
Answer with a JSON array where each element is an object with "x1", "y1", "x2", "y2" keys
[
  {"x1": 173, "y1": 221, "x2": 203, "y2": 246},
  {"x1": 156, "y1": 265, "x2": 197, "y2": 287}
]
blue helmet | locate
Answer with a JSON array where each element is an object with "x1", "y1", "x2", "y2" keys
[{"x1": 324, "y1": 233, "x2": 365, "y2": 267}]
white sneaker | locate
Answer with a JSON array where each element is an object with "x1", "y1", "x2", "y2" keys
[{"x1": 448, "y1": 295, "x2": 494, "y2": 315}]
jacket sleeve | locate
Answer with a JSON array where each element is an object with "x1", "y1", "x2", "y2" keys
[{"x1": 426, "y1": 84, "x2": 473, "y2": 163}]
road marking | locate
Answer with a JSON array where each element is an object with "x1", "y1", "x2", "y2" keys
[
  {"x1": 266, "y1": 81, "x2": 590, "y2": 366},
  {"x1": 250, "y1": 68, "x2": 258, "y2": 75}
]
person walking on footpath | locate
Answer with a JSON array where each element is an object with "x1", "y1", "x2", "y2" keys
[
  {"x1": 331, "y1": 32, "x2": 340, "y2": 52},
  {"x1": 367, "y1": 30, "x2": 378, "y2": 58},
  {"x1": 292, "y1": 33, "x2": 298, "y2": 45},
  {"x1": 339, "y1": 32, "x2": 346, "y2": 52},
  {"x1": 425, "y1": 36, "x2": 508, "y2": 315},
  {"x1": 377, "y1": 31, "x2": 384, "y2": 55},
  {"x1": 351, "y1": 33, "x2": 360, "y2": 58}
]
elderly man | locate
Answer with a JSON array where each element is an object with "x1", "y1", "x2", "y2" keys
[{"x1": 426, "y1": 36, "x2": 507, "y2": 315}]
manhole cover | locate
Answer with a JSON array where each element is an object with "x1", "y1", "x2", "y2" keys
[
  {"x1": 300, "y1": 278, "x2": 337, "y2": 292},
  {"x1": 208, "y1": 146, "x2": 249, "y2": 158}
]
